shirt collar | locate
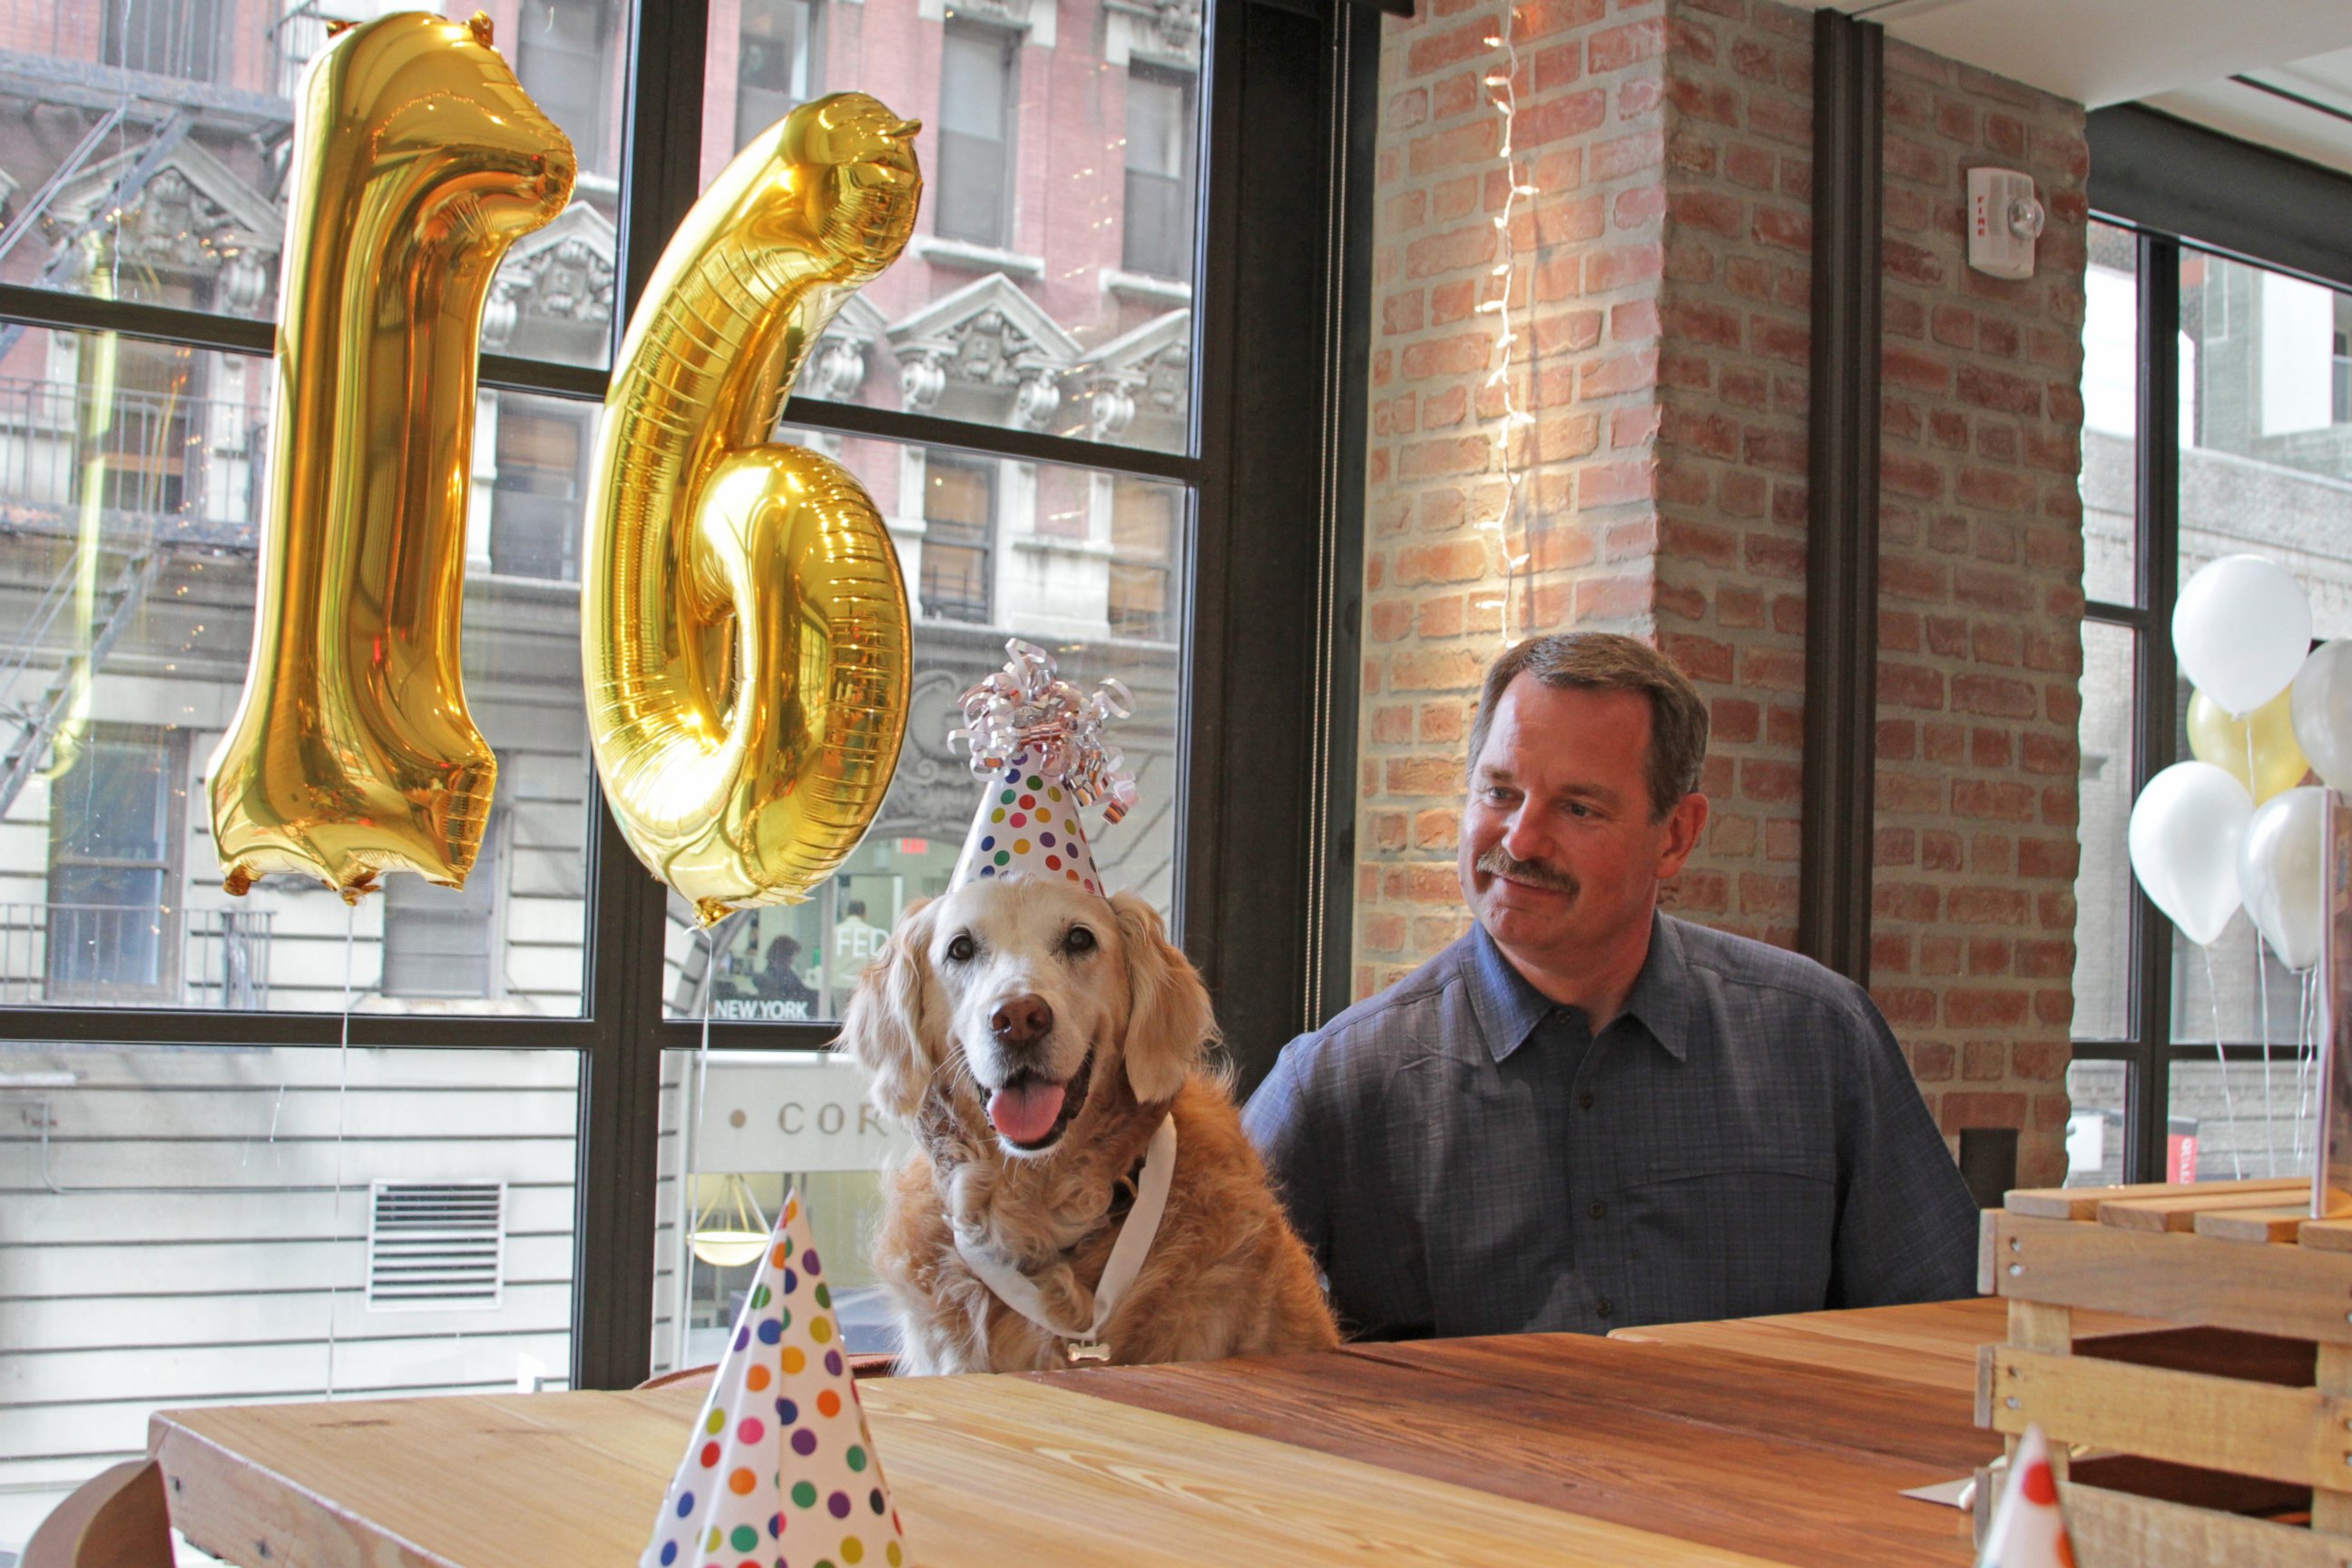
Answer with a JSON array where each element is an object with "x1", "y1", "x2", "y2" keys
[{"x1": 1463, "y1": 913, "x2": 1691, "y2": 1065}]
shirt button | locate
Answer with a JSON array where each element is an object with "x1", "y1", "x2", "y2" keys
[
  {"x1": 1578, "y1": 1091, "x2": 1595, "y2": 1111},
  {"x1": 1594, "y1": 1297, "x2": 1614, "y2": 1319},
  {"x1": 1589, "y1": 1200, "x2": 1607, "y2": 1219}
]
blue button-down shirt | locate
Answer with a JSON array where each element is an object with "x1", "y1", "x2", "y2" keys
[{"x1": 1242, "y1": 914, "x2": 1980, "y2": 1339}]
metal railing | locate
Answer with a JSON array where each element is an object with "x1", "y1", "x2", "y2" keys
[{"x1": 0, "y1": 902, "x2": 272, "y2": 1008}]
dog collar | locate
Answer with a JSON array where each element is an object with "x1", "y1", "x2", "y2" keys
[{"x1": 953, "y1": 1112, "x2": 1177, "y2": 1366}]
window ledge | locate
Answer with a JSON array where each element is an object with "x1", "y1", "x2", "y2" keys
[
  {"x1": 1012, "y1": 533, "x2": 1112, "y2": 559},
  {"x1": 913, "y1": 237, "x2": 1045, "y2": 280},
  {"x1": 1101, "y1": 268, "x2": 1192, "y2": 307}
]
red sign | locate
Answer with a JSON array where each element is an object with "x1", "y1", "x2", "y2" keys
[{"x1": 897, "y1": 838, "x2": 930, "y2": 856}]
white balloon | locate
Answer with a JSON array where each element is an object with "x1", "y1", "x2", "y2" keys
[
  {"x1": 2128, "y1": 761, "x2": 2252, "y2": 948},
  {"x1": 2292, "y1": 641, "x2": 2352, "y2": 792},
  {"x1": 2239, "y1": 786, "x2": 2327, "y2": 971},
  {"x1": 2174, "y1": 554, "x2": 2313, "y2": 716}
]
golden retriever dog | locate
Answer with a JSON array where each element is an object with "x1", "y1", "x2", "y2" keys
[{"x1": 838, "y1": 876, "x2": 1338, "y2": 1374}]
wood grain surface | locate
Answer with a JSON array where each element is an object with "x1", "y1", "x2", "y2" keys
[
  {"x1": 1032, "y1": 1340, "x2": 1984, "y2": 1567},
  {"x1": 147, "y1": 1303, "x2": 2023, "y2": 1568}
]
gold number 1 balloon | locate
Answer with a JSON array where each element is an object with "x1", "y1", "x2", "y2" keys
[
  {"x1": 210, "y1": 13, "x2": 574, "y2": 897},
  {"x1": 583, "y1": 95, "x2": 921, "y2": 926}
]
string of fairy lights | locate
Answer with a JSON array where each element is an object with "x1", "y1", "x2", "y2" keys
[{"x1": 1473, "y1": 3, "x2": 1536, "y2": 652}]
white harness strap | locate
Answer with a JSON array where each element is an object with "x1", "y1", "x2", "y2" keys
[{"x1": 954, "y1": 1113, "x2": 1177, "y2": 1365}]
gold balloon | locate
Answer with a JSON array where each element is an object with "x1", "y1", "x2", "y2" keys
[
  {"x1": 583, "y1": 95, "x2": 920, "y2": 926},
  {"x1": 210, "y1": 13, "x2": 574, "y2": 898},
  {"x1": 2188, "y1": 685, "x2": 2310, "y2": 805}
]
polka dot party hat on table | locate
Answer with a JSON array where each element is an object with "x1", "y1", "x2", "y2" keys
[
  {"x1": 639, "y1": 1191, "x2": 908, "y2": 1568},
  {"x1": 946, "y1": 639, "x2": 1139, "y2": 893}
]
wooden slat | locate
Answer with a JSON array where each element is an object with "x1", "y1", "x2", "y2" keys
[
  {"x1": 2098, "y1": 1187, "x2": 2318, "y2": 1233},
  {"x1": 2007, "y1": 1178, "x2": 2306, "y2": 1222},
  {"x1": 2298, "y1": 1219, "x2": 2352, "y2": 1252},
  {"x1": 2314, "y1": 1345, "x2": 2352, "y2": 1535},
  {"x1": 2194, "y1": 1206, "x2": 2310, "y2": 1245},
  {"x1": 1984, "y1": 1346, "x2": 2352, "y2": 1491},
  {"x1": 2063, "y1": 1478, "x2": 2349, "y2": 1568},
  {"x1": 1988, "y1": 1212, "x2": 2352, "y2": 1343}
]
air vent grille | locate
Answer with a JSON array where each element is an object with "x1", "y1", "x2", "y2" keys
[{"x1": 366, "y1": 1181, "x2": 505, "y2": 1311}]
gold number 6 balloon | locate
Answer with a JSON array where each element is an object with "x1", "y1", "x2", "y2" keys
[
  {"x1": 210, "y1": 13, "x2": 574, "y2": 897},
  {"x1": 583, "y1": 95, "x2": 921, "y2": 926}
]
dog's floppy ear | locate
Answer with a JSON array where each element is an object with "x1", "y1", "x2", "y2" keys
[
  {"x1": 1111, "y1": 891, "x2": 1214, "y2": 1105},
  {"x1": 837, "y1": 897, "x2": 940, "y2": 1120}
]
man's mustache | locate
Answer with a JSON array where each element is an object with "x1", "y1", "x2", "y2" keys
[{"x1": 1475, "y1": 844, "x2": 1577, "y2": 894}]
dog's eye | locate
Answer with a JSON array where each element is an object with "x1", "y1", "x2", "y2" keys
[
  {"x1": 1063, "y1": 926, "x2": 1097, "y2": 956},
  {"x1": 946, "y1": 933, "x2": 976, "y2": 963}
]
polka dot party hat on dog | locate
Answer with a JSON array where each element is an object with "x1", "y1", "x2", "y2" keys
[
  {"x1": 947, "y1": 639, "x2": 1139, "y2": 893},
  {"x1": 639, "y1": 1191, "x2": 909, "y2": 1568}
]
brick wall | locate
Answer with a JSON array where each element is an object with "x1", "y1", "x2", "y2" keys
[
  {"x1": 1867, "y1": 43, "x2": 2086, "y2": 1186},
  {"x1": 1356, "y1": 0, "x2": 2087, "y2": 1182}
]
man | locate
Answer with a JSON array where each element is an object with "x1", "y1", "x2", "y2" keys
[{"x1": 1243, "y1": 632, "x2": 1979, "y2": 1339}]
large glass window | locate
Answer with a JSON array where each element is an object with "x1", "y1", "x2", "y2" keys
[
  {"x1": 0, "y1": 329, "x2": 595, "y2": 1015},
  {"x1": 662, "y1": 430, "x2": 1191, "y2": 1024},
  {"x1": 2071, "y1": 220, "x2": 2352, "y2": 1183},
  {"x1": 0, "y1": 1044, "x2": 582, "y2": 1548},
  {"x1": 2, "y1": 0, "x2": 1240, "y2": 1544},
  {"x1": 0, "y1": 1, "x2": 627, "y2": 369},
  {"x1": 698, "y1": 0, "x2": 1204, "y2": 456}
]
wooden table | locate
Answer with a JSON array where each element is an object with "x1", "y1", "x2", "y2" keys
[{"x1": 147, "y1": 1301, "x2": 2022, "y2": 1567}]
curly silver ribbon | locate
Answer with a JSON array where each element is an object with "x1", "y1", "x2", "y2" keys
[{"x1": 949, "y1": 639, "x2": 1140, "y2": 824}]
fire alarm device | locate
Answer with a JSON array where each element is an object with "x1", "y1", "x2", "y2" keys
[{"x1": 1968, "y1": 167, "x2": 2045, "y2": 281}]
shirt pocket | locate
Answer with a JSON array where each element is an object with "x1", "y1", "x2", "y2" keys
[{"x1": 1617, "y1": 1151, "x2": 1837, "y2": 1324}]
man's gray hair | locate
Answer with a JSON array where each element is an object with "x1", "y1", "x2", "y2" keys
[{"x1": 1465, "y1": 632, "x2": 1710, "y2": 820}]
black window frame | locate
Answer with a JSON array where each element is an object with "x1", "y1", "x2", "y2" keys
[
  {"x1": 2076, "y1": 105, "x2": 2352, "y2": 1182},
  {"x1": 0, "y1": 0, "x2": 1381, "y2": 1390}
]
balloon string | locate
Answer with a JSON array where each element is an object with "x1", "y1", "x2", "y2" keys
[
  {"x1": 2248, "y1": 730, "x2": 2280, "y2": 1177},
  {"x1": 326, "y1": 897, "x2": 355, "y2": 1400},
  {"x1": 2203, "y1": 945, "x2": 2245, "y2": 1180}
]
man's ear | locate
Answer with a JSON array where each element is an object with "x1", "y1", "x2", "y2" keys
[
  {"x1": 836, "y1": 898, "x2": 939, "y2": 1119},
  {"x1": 1654, "y1": 791, "x2": 1710, "y2": 880},
  {"x1": 1111, "y1": 891, "x2": 1215, "y2": 1104}
]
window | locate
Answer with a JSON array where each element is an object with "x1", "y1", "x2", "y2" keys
[
  {"x1": 935, "y1": 26, "x2": 1018, "y2": 250},
  {"x1": 517, "y1": 0, "x2": 619, "y2": 180},
  {"x1": 2072, "y1": 216, "x2": 2352, "y2": 1185},
  {"x1": 919, "y1": 454, "x2": 995, "y2": 622},
  {"x1": 43, "y1": 726, "x2": 183, "y2": 1003},
  {"x1": 2, "y1": 0, "x2": 1363, "y2": 1531},
  {"x1": 382, "y1": 824, "x2": 504, "y2": 1000},
  {"x1": 737, "y1": 0, "x2": 823, "y2": 146},
  {"x1": 103, "y1": 0, "x2": 221, "y2": 81},
  {"x1": 1123, "y1": 69, "x2": 1196, "y2": 281},
  {"x1": 490, "y1": 399, "x2": 590, "y2": 582},
  {"x1": 1109, "y1": 477, "x2": 1178, "y2": 639}
]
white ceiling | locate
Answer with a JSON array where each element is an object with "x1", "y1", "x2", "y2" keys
[{"x1": 1785, "y1": 0, "x2": 2352, "y2": 176}]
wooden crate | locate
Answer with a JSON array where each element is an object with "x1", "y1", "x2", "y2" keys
[{"x1": 1977, "y1": 1175, "x2": 2352, "y2": 1568}]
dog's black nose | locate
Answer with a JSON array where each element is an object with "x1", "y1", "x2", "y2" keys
[{"x1": 989, "y1": 994, "x2": 1054, "y2": 1047}]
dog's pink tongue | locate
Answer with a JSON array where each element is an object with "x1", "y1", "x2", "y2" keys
[{"x1": 987, "y1": 1081, "x2": 1066, "y2": 1143}]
